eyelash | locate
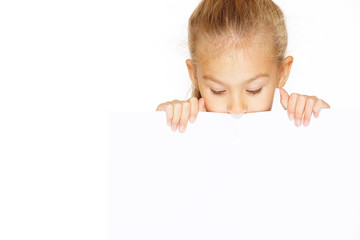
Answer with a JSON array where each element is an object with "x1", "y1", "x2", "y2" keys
[
  {"x1": 211, "y1": 89, "x2": 226, "y2": 95},
  {"x1": 210, "y1": 88, "x2": 263, "y2": 96},
  {"x1": 248, "y1": 88, "x2": 263, "y2": 95}
]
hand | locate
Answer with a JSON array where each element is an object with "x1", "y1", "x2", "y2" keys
[
  {"x1": 279, "y1": 88, "x2": 330, "y2": 127},
  {"x1": 156, "y1": 97, "x2": 207, "y2": 132}
]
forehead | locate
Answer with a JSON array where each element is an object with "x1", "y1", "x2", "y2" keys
[
  {"x1": 197, "y1": 44, "x2": 275, "y2": 77},
  {"x1": 197, "y1": 30, "x2": 273, "y2": 59},
  {"x1": 196, "y1": 32, "x2": 275, "y2": 70}
]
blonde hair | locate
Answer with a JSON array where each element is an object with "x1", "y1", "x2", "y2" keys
[{"x1": 187, "y1": 0, "x2": 288, "y2": 99}]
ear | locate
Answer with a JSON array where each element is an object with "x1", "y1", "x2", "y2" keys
[
  {"x1": 277, "y1": 56, "x2": 294, "y2": 89},
  {"x1": 186, "y1": 59, "x2": 199, "y2": 89}
]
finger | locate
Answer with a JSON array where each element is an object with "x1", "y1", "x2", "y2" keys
[
  {"x1": 171, "y1": 103, "x2": 182, "y2": 131},
  {"x1": 156, "y1": 103, "x2": 163, "y2": 111},
  {"x1": 287, "y1": 93, "x2": 298, "y2": 121},
  {"x1": 198, "y1": 98, "x2": 207, "y2": 112},
  {"x1": 164, "y1": 104, "x2": 174, "y2": 126},
  {"x1": 294, "y1": 95, "x2": 307, "y2": 127},
  {"x1": 179, "y1": 102, "x2": 191, "y2": 133},
  {"x1": 157, "y1": 103, "x2": 173, "y2": 126},
  {"x1": 187, "y1": 97, "x2": 199, "y2": 123},
  {"x1": 313, "y1": 99, "x2": 330, "y2": 118},
  {"x1": 279, "y1": 88, "x2": 290, "y2": 110},
  {"x1": 156, "y1": 102, "x2": 171, "y2": 111},
  {"x1": 303, "y1": 96, "x2": 317, "y2": 127}
]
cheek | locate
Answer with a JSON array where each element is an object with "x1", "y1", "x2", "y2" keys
[
  {"x1": 202, "y1": 93, "x2": 227, "y2": 113},
  {"x1": 247, "y1": 88, "x2": 276, "y2": 111}
]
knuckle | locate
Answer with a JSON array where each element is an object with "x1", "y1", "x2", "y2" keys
[
  {"x1": 174, "y1": 102, "x2": 182, "y2": 109},
  {"x1": 188, "y1": 96, "x2": 196, "y2": 101},
  {"x1": 182, "y1": 101, "x2": 190, "y2": 109},
  {"x1": 188, "y1": 97, "x2": 198, "y2": 106},
  {"x1": 298, "y1": 95, "x2": 307, "y2": 102},
  {"x1": 307, "y1": 97, "x2": 316, "y2": 105},
  {"x1": 290, "y1": 93, "x2": 298, "y2": 98},
  {"x1": 191, "y1": 96, "x2": 198, "y2": 102}
]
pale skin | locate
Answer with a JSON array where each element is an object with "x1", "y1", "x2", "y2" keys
[{"x1": 156, "y1": 42, "x2": 330, "y2": 133}]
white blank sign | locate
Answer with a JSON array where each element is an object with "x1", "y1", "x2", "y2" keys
[{"x1": 109, "y1": 109, "x2": 360, "y2": 240}]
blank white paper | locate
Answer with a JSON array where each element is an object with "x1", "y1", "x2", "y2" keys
[{"x1": 109, "y1": 109, "x2": 360, "y2": 240}]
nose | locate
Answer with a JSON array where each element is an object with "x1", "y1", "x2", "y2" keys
[
  {"x1": 227, "y1": 98, "x2": 247, "y2": 115},
  {"x1": 228, "y1": 106, "x2": 247, "y2": 115}
]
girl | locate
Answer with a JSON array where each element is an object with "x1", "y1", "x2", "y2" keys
[{"x1": 156, "y1": 0, "x2": 330, "y2": 133}]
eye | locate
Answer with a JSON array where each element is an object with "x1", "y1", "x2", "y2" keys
[
  {"x1": 247, "y1": 88, "x2": 263, "y2": 95},
  {"x1": 211, "y1": 89, "x2": 225, "y2": 95}
]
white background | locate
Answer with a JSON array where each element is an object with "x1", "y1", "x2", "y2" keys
[{"x1": 0, "y1": 0, "x2": 359, "y2": 239}]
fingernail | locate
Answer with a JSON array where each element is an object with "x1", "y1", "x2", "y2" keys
[
  {"x1": 288, "y1": 113, "x2": 294, "y2": 121},
  {"x1": 171, "y1": 124, "x2": 177, "y2": 131},
  {"x1": 167, "y1": 119, "x2": 171, "y2": 126},
  {"x1": 179, "y1": 125, "x2": 186, "y2": 133},
  {"x1": 189, "y1": 116, "x2": 196, "y2": 123},
  {"x1": 295, "y1": 119, "x2": 301, "y2": 127},
  {"x1": 303, "y1": 120, "x2": 309, "y2": 127}
]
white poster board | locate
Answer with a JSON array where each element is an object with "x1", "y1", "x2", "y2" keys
[{"x1": 109, "y1": 109, "x2": 360, "y2": 240}]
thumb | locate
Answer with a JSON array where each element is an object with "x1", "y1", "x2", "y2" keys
[
  {"x1": 279, "y1": 88, "x2": 289, "y2": 110},
  {"x1": 198, "y1": 97, "x2": 207, "y2": 112}
]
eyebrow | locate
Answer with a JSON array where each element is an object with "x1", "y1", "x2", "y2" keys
[{"x1": 203, "y1": 74, "x2": 270, "y2": 86}]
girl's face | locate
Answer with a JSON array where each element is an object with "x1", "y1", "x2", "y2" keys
[{"x1": 186, "y1": 43, "x2": 293, "y2": 114}]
